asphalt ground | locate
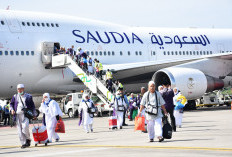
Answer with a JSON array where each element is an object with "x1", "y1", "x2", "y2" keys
[{"x1": 0, "y1": 106, "x2": 232, "y2": 157}]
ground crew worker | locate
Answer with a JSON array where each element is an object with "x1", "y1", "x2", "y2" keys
[
  {"x1": 118, "y1": 82, "x2": 123, "y2": 90},
  {"x1": 111, "y1": 91, "x2": 127, "y2": 129},
  {"x1": 94, "y1": 59, "x2": 99, "y2": 78},
  {"x1": 39, "y1": 93, "x2": 63, "y2": 143},
  {"x1": 98, "y1": 60, "x2": 103, "y2": 80},
  {"x1": 10, "y1": 84, "x2": 36, "y2": 148},
  {"x1": 79, "y1": 93, "x2": 95, "y2": 133},
  {"x1": 138, "y1": 81, "x2": 168, "y2": 142},
  {"x1": 3, "y1": 102, "x2": 10, "y2": 125}
]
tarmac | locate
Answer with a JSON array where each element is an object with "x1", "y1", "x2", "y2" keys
[{"x1": 0, "y1": 106, "x2": 232, "y2": 157}]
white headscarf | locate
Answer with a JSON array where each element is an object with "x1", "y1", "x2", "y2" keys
[
  {"x1": 17, "y1": 84, "x2": 24, "y2": 89},
  {"x1": 83, "y1": 93, "x2": 89, "y2": 101}
]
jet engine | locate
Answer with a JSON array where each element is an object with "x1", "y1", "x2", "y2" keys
[{"x1": 152, "y1": 67, "x2": 224, "y2": 100}]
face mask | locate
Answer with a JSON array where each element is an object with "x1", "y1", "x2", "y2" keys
[
  {"x1": 44, "y1": 98, "x2": 50, "y2": 103},
  {"x1": 18, "y1": 92, "x2": 24, "y2": 95}
]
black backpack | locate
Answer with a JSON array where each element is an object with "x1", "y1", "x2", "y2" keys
[{"x1": 162, "y1": 116, "x2": 172, "y2": 139}]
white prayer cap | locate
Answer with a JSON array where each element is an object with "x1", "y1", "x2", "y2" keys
[
  {"x1": 158, "y1": 85, "x2": 163, "y2": 91},
  {"x1": 43, "y1": 93, "x2": 50, "y2": 98},
  {"x1": 148, "y1": 81, "x2": 155, "y2": 86},
  {"x1": 17, "y1": 84, "x2": 24, "y2": 89},
  {"x1": 173, "y1": 87, "x2": 179, "y2": 91}
]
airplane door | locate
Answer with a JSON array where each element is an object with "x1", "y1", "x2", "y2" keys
[
  {"x1": 4, "y1": 12, "x2": 22, "y2": 33},
  {"x1": 148, "y1": 44, "x2": 157, "y2": 61}
]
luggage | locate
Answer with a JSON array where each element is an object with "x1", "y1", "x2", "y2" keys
[
  {"x1": 32, "y1": 121, "x2": 48, "y2": 146},
  {"x1": 162, "y1": 116, "x2": 172, "y2": 139},
  {"x1": 108, "y1": 116, "x2": 117, "y2": 129},
  {"x1": 134, "y1": 116, "x2": 145, "y2": 131},
  {"x1": 55, "y1": 117, "x2": 65, "y2": 133}
]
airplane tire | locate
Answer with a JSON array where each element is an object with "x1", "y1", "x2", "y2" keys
[{"x1": 184, "y1": 100, "x2": 197, "y2": 110}]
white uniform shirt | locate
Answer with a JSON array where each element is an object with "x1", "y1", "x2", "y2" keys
[
  {"x1": 140, "y1": 91, "x2": 165, "y2": 120},
  {"x1": 16, "y1": 94, "x2": 26, "y2": 115}
]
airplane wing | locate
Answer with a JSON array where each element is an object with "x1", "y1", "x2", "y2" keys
[{"x1": 104, "y1": 52, "x2": 232, "y2": 81}]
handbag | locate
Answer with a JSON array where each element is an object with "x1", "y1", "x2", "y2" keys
[
  {"x1": 55, "y1": 117, "x2": 65, "y2": 133},
  {"x1": 134, "y1": 116, "x2": 145, "y2": 131},
  {"x1": 85, "y1": 102, "x2": 96, "y2": 114},
  {"x1": 162, "y1": 116, "x2": 172, "y2": 139},
  {"x1": 19, "y1": 94, "x2": 34, "y2": 119}
]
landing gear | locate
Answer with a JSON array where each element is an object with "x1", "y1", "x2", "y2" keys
[{"x1": 184, "y1": 100, "x2": 197, "y2": 110}]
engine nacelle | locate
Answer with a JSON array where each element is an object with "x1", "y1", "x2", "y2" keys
[{"x1": 152, "y1": 67, "x2": 224, "y2": 100}]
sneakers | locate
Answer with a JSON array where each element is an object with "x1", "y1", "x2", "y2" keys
[
  {"x1": 55, "y1": 138, "x2": 60, "y2": 142},
  {"x1": 149, "y1": 139, "x2": 154, "y2": 142},
  {"x1": 25, "y1": 139, "x2": 31, "y2": 147},
  {"x1": 120, "y1": 126, "x2": 122, "y2": 129},
  {"x1": 21, "y1": 144, "x2": 27, "y2": 149}
]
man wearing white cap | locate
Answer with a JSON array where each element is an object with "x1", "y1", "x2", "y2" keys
[
  {"x1": 39, "y1": 93, "x2": 63, "y2": 143},
  {"x1": 111, "y1": 91, "x2": 127, "y2": 129},
  {"x1": 78, "y1": 93, "x2": 95, "y2": 133},
  {"x1": 10, "y1": 84, "x2": 36, "y2": 148}
]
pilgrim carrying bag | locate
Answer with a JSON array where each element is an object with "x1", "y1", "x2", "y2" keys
[
  {"x1": 19, "y1": 95, "x2": 34, "y2": 119},
  {"x1": 145, "y1": 92, "x2": 158, "y2": 115}
]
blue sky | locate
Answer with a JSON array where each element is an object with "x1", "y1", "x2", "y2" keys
[{"x1": 0, "y1": 0, "x2": 232, "y2": 28}]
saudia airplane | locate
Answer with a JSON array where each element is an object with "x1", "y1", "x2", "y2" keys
[{"x1": 0, "y1": 10, "x2": 232, "y2": 108}]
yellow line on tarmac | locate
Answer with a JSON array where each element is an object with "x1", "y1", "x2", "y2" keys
[{"x1": 1, "y1": 145, "x2": 232, "y2": 152}]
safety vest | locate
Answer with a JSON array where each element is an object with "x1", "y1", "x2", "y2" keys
[
  {"x1": 119, "y1": 83, "x2": 123, "y2": 89},
  {"x1": 106, "y1": 71, "x2": 113, "y2": 79},
  {"x1": 98, "y1": 63, "x2": 103, "y2": 71}
]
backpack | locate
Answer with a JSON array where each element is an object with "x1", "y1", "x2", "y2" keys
[
  {"x1": 85, "y1": 101, "x2": 96, "y2": 114},
  {"x1": 162, "y1": 116, "x2": 172, "y2": 139}
]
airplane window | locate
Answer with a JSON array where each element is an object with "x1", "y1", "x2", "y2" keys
[
  {"x1": 189, "y1": 51, "x2": 192, "y2": 55},
  {"x1": 200, "y1": 51, "x2": 202, "y2": 55},
  {"x1": 207, "y1": 51, "x2": 209, "y2": 55},
  {"x1": 193, "y1": 51, "x2": 196, "y2": 55},
  {"x1": 120, "y1": 51, "x2": 123, "y2": 55},
  {"x1": 197, "y1": 51, "x2": 199, "y2": 55},
  {"x1": 37, "y1": 23, "x2": 40, "y2": 26},
  {"x1": 42, "y1": 23, "x2": 45, "y2": 27},
  {"x1": 164, "y1": 51, "x2": 166, "y2": 55},
  {"x1": 32, "y1": 22, "x2": 35, "y2": 26},
  {"x1": 210, "y1": 51, "x2": 213, "y2": 54},
  {"x1": 108, "y1": 51, "x2": 111, "y2": 56},
  {"x1": 167, "y1": 51, "x2": 170, "y2": 55},
  {"x1": 95, "y1": 51, "x2": 98, "y2": 56},
  {"x1": 51, "y1": 23, "x2": 54, "y2": 27},
  {"x1": 112, "y1": 51, "x2": 115, "y2": 56},
  {"x1": 203, "y1": 51, "x2": 206, "y2": 55},
  {"x1": 171, "y1": 51, "x2": 174, "y2": 55},
  {"x1": 1, "y1": 21, "x2": 5, "y2": 25},
  {"x1": 183, "y1": 51, "x2": 185, "y2": 55},
  {"x1": 179, "y1": 51, "x2": 181, "y2": 55},
  {"x1": 91, "y1": 51, "x2": 94, "y2": 56},
  {"x1": 27, "y1": 22, "x2": 30, "y2": 26},
  {"x1": 22, "y1": 22, "x2": 25, "y2": 26},
  {"x1": 31, "y1": 51, "x2": 34, "y2": 56},
  {"x1": 5, "y1": 51, "x2": 8, "y2": 55},
  {"x1": 175, "y1": 51, "x2": 178, "y2": 55},
  {"x1": 135, "y1": 51, "x2": 138, "y2": 55},
  {"x1": 87, "y1": 51, "x2": 90, "y2": 55},
  {"x1": 153, "y1": 51, "x2": 155, "y2": 55},
  {"x1": 104, "y1": 51, "x2": 106, "y2": 56},
  {"x1": 55, "y1": 23, "x2": 59, "y2": 27},
  {"x1": 128, "y1": 51, "x2": 130, "y2": 55},
  {"x1": 0, "y1": 51, "x2": 2, "y2": 55},
  {"x1": 10, "y1": 51, "x2": 14, "y2": 55},
  {"x1": 186, "y1": 51, "x2": 189, "y2": 55},
  {"x1": 139, "y1": 51, "x2": 142, "y2": 55},
  {"x1": 99, "y1": 51, "x2": 102, "y2": 56},
  {"x1": 26, "y1": 51, "x2": 29, "y2": 56},
  {"x1": 21, "y1": 51, "x2": 24, "y2": 56},
  {"x1": 46, "y1": 23, "x2": 50, "y2": 27}
]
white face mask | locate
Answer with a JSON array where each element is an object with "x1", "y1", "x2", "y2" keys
[{"x1": 44, "y1": 98, "x2": 50, "y2": 103}]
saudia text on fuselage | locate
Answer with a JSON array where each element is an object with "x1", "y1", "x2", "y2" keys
[{"x1": 72, "y1": 30, "x2": 210, "y2": 49}]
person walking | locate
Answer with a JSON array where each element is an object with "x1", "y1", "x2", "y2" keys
[
  {"x1": 111, "y1": 91, "x2": 127, "y2": 129},
  {"x1": 39, "y1": 93, "x2": 63, "y2": 143},
  {"x1": 138, "y1": 81, "x2": 168, "y2": 142},
  {"x1": 160, "y1": 83, "x2": 176, "y2": 132},
  {"x1": 79, "y1": 93, "x2": 95, "y2": 133},
  {"x1": 10, "y1": 84, "x2": 36, "y2": 148}
]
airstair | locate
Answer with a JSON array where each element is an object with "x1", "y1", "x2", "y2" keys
[{"x1": 51, "y1": 54, "x2": 114, "y2": 105}]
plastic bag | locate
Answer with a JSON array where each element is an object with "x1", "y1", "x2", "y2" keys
[
  {"x1": 134, "y1": 116, "x2": 145, "y2": 131},
  {"x1": 55, "y1": 117, "x2": 65, "y2": 133}
]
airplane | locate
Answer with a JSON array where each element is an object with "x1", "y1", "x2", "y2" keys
[{"x1": 0, "y1": 9, "x2": 232, "y2": 109}]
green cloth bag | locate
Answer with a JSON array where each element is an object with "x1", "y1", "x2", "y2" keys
[{"x1": 132, "y1": 109, "x2": 138, "y2": 120}]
